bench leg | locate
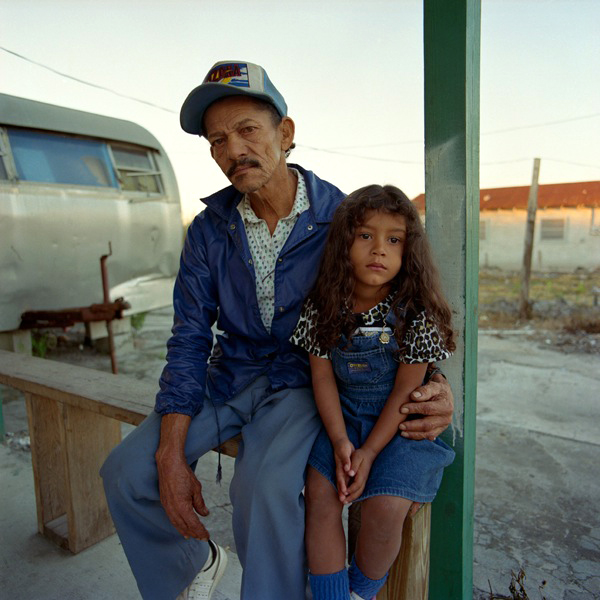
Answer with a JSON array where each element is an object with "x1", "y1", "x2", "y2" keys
[
  {"x1": 25, "y1": 393, "x2": 67, "y2": 543},
  {"x1": 348, "y1": 502, "x2": 431, "y2": 600},
  {"x1": 25, "y1": 393, "x2": 121, "y2": 553}
]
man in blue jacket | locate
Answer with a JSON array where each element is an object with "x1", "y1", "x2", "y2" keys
[{"x1": 101, "y1": 61, "x2": 455, "y2": 600}]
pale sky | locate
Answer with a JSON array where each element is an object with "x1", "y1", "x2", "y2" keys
[{"x1": 2, "y1": 0, "x2": 599, "y2": 223}]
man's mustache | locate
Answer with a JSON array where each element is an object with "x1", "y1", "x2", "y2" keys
[{"x1": 227, "y1": 158, "x2": 261, "y2": 178}]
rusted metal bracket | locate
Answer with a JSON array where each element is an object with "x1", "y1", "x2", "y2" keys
[
  {"x1": 100, "y1": 242, "x2": 119, "y2": 374},
  {"x1": 19, "y1": 242, "x2": 128, "y2": 374},
  {"x1": 19, "y1": 299, "x2": 130, "y2": 330}
]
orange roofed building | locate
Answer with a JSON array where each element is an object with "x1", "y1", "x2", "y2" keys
[{"x1": 412, "y1": 181, "x2": 600, "y2": 272}]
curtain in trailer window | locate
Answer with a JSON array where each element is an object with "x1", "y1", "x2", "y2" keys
[
  {"x1": 7, "y1": 129, "x2": 119, "y2": 188},
  {"x1": 112, "y1": 146, "x2": 161, "y2": 193}
]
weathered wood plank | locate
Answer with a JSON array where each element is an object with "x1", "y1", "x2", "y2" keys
[
  {"x1": 0, "y1": 349, "x2": 241, "y2": 456},
  {"x1": 44, "y1": 514, "x2": 70, "y2": 551},
  {"x1": 61, "y1": 402, "x2": 121, "y2": 553},
  {"x1": 25, "y1": 393, "x2": 66, "y2": 534},
  {"x1": 0, "y1": 349, "x2": 155, "y2": 424}
]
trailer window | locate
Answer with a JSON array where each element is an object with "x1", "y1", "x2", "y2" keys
[
  {"x1": 7, "y1": 129, "x2": 119, "y2": 188},
  {"x1": 111, "y1": 146, "x2": 162, "y2": 194}
]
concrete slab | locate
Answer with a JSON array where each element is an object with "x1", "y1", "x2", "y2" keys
[
  {"x1": 474, "y1": 333, "x2": 600, "y2": 600},
  {"x1": 1, "y1": 316, "x2": 598, "y2": 599}
]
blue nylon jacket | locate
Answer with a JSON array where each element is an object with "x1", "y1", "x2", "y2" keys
[{"x1": 155, "y1": 165, "x2": 345, "y2": 416}]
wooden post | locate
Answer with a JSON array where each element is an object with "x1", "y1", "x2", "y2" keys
[
  {"x1": 519, "y1": 158, "x2": 541, "y2": 319},
  {"x1": 25, "y1": 393, "x2": 67, "y2": 542},
  {"x1": 424, "y1": 1, "x2": 480, "y2": 598},
  {"x1": 24, "y1": 391, "x2": 121, "y2": 553}
]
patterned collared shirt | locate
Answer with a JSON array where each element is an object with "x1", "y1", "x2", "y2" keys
[{"x1": 237, "y1": 169, "x2": 310, "y2": 332}]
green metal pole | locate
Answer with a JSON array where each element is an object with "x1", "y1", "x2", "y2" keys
[{"x1": 423, "y1": 1, "x2": 480, "y2": 598}]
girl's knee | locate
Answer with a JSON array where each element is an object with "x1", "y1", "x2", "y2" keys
[
  {"x1": 361, "y1": 496, "x2": 411, "y2": 535},
  {"x1": 305, "y1": 469, "x2": 340, "y2": 517}
]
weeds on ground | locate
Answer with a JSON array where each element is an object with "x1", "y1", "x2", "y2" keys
[
  {"x1": 31, "y1": 330, "x2": 57, "y2": 358},
  {"x1": 478, "y1": 270, "x2": 600, "y2": 350},
  {"x1": 487, "y1": 569, "x2": 547, "y2": 600},
  {"x1": 130, "y1": 312, "x2": 147, "y2": 331},
  {"x1": 564, "y1": 315, "x2": 600, "y2": 334},
  {"x1": 478, "y1": 270, "x2": 600, "y2": 307}
]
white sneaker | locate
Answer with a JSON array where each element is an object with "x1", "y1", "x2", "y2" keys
[
  {"x1": 350, "y1": 592, "x2": 375, "y2": 600},
  {"x1": 176, "y1": 540, "x2": 228, "y2": 600}
]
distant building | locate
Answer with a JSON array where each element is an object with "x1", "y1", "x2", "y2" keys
[{"x1": 413, "y1": 181, "x2": 600, "y2": 272}]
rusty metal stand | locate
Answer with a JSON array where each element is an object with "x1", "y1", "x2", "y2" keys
[{"x1": 19, "y1": 242, "x2": 129, "y2": 375}]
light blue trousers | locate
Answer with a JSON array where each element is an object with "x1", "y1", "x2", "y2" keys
[{"x1": 100, "y1": 377, "x2": 321, "y2": 600}]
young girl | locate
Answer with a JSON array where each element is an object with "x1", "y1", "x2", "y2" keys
[{"x1": 291, "y1": 184, "x2": 456, "y2": 600}]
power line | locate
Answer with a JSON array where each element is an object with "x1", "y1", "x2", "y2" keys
[
  {"x1": 322, "y1": 113, "x2": 600, "y2": 152},
  {"x1": 296, "y1": 144, "x2": 423, "y2": 164},
  {"x1": 0, "y1": 46, "x2": 177, "y2": 114},
  {"x1": 531, "y1": 158, "x2": 600, "y2": 171},
  {"x1": 2, "y1": 46, "x2": 598, "y2": 174},
  {"x1": 480, "y1": 157, "x2": 600, "y2": 170},
  {"x1": 327, "y1": 139, "x2": 423, "y2": 150},
  {"x1": 481, "y1": 157, "x2": 532, "y2": 166},
  {"x1": 483, "y1": 113, "x2": 600, "y2": 136}
]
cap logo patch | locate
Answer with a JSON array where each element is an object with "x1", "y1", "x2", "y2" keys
[{"x1": 204, "y1": 63, "x2": 250, "y2": 88}]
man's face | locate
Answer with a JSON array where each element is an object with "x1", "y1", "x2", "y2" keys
[{"x1": 203, "y1": 96, "x2": 290, "y2": 194}]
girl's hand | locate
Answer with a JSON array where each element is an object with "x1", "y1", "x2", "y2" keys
[
  {"x1": 343, "y1": 447, "x2": 376, "y2": 504},
  {"x1": 333, "y1": 438, "x2": 355, "y2": 502}
]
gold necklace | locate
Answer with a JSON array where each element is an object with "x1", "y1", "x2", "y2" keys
[{"x1": 379, "y1": 305, "x2": 392, "y2": 344}]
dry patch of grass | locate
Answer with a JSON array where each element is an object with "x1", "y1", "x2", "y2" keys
[
  {"x1": 479, "y1": 270, "x2": 599, "y2": 308},
  {"x1": 478, "y1": 269, "x2": 600, "y2": 354},
  {"x1": 485, "y1": 568, "x2": 547, "y2": 600}
]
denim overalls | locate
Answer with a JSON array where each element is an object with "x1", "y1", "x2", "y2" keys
[{"x1": 308, "y1": 328, "x2": 455, "y2": 503}]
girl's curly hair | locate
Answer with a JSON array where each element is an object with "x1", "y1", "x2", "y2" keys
[{"x1": 308, "y1": 184, "x2": 455, "y2": 353}]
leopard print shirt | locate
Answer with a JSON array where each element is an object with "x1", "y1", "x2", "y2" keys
[{"x1": 290, "y1": 297, "x2": 451, "y2": 364}]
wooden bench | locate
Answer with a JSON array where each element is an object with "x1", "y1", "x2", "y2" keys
[{"x1": 0, "y1": 349, "x2": 430, "y2": 599}]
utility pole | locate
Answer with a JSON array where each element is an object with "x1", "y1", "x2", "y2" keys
[{"x1": 519, "y1": 158, "x2": 541, "y2": 319}]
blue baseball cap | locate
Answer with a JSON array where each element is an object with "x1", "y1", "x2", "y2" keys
[{"x1": 180, "y1": 61, "x2": 288, "y2": 136}]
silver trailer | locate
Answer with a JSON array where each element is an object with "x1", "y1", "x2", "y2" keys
[{"x1": 0, "y1": 94, "x2": 183, "y2": 343}]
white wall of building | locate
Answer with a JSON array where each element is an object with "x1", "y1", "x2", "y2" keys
[{"x1": 479, "y1": 207, "x2": 600, "y2": 272}]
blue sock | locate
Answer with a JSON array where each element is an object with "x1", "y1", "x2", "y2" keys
[
  {"x1": 309, "y1": 568, "x2": 351, "y2": 600},
  {"x1": 348, "y1": 555, "x2": 388, "y2": 598}
]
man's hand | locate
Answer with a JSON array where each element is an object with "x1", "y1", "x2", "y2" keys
[
  {"x1": 398, "y1": 374, "x2": 454, "y2": 440},
  {"x1": 155, "y1": 414, "x2": 210, "y2": 540}
]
